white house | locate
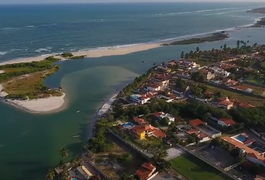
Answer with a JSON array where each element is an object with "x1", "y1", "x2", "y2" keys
[
  {"x1": 144, "y1": 84, "x2": 161, "y2": 92},
  {"x1": 153, "y1": 112, "x2": 175, "y2": 125},
  {"x1": 218, "y1": 118, "x2": 236, "y2": 127},
  {"x1": 130, "y1": 94, "x2": 151, "y2": 104}
]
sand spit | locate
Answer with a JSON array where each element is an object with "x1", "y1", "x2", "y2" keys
[{"x1": 0, "y1": 43, "x2": 161, "y2": 66}]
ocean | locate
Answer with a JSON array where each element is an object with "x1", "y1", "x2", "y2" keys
[
  {"x1": 0, "y1": 2, "x2": 264, "y2": 62},
  {"x1": 0, "y1": 2, "x2": 265, "y2": 180}
]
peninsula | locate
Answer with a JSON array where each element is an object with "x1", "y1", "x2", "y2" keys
[
  {"x1": 0, "y1": 55, "x2": 69, "y2": 113},
  {"x1": 247, "y1": 7, "x2": 265, "y2": 14},
  {"x1": 51, "y1": 42, "x2": 265, "y2": 180},
  {"x1": 163, "y1": 32, "x2": 229, "y2": 46}
]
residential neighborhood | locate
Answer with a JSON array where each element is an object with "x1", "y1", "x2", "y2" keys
[{"x1": 51, "y1": 42, "x2": 265, "y2": 180}]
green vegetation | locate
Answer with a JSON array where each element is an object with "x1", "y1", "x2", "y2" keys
[
  {"x1": 0, "y1": 57, "x2": 63, "y2": 100},
  {"x1": 175, "y1": 77, "x2": 187, "y2": 91},
  {"x1": 61, "y1": 52, "x2": 73, "y2": 58},
  {"x1": 86, "y1": 118, "x2": 113, "y2": 153},
  {"x1": 229, "y1": 106, "x2": 265, "y2": 129},
  {"x1": 204, "y1": 84, "x2": 264, "y2": 106},
  {"x1": 116, "y1": 153, "x2": 132, "y2": 164},
  {"x1": 170, "y1": 155, "x2": 229, "y2": 180},
  {"x1": 118, "y1": 68, "x2": 154, "y2": 97},
  {"x1": 70, "y1": 55, "x2": 86, "y2": 59},
  {"x1": 163, "y1": 34, "x2": 227, "y2": 46},
  {"x1": 191, "y1": 71, "x2": 206, "y2": 82}
]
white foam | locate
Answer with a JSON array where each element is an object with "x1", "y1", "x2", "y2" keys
[
  {"x1": 0, "y1": 52, "x2": 7, "y2": 56},
  {"x1": 35, "y1": 47, "x2": 52, "y2": 53}
]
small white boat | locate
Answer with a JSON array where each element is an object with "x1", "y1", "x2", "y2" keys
[
  {"x1": 76, "y1": 110, "x2": 80, "y2": 113},
  {"x1": 73, "y1": 135, "x2": 80, "y2": 138}
]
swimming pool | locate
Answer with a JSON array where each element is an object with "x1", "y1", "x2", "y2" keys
[
  {"x1": 236, "y1": 134, "x2": 246, "y2": 142},
  {"x1": 122, "y1": 122, "x2": 134, "y2": 128},
  {"x1": 71, "y1": 178, "x2": 78, "y2": 180}
]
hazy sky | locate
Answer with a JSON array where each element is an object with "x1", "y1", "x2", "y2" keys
[{"x1": 0, "y1": 0, "x2": 264, "y2": 4}]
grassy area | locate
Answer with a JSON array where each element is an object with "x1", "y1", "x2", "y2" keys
[
  {"x1": 204, "y1": 84, "x2": 264, "y2": 106},
  {"x1": 3, "y1": 67, "x2": 33, "y2": 73},
  {"x1": 170, "y1": 155, "x2": 229, "y2": 180},
  {"x1": 3, "y1": 68, "x2": 62, "y2": 99}
]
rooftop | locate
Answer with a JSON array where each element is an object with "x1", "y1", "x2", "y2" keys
[
  {"x1": 219, "y1": 118, "x2": 236, "y2": 126},
  {"x1": 133, "y1": 117, "x2": 146, "y2": 124},
  {"x1": 136, "y1": 163, "x2": 156, "y2": 180},
  {"x1": 222, "y1": 136, "x2": 265, "y2": 163},
  {"x1": 189, "y1": 119, "x2": 204, "y2": 127}
]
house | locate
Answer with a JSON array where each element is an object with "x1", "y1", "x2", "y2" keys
[
  {"x1": 224, "y1": 79, "x2": 238, "y2": 86},
  {"x1": 156, "y1": 66, "x2": 171, "y2": 73},
  {"x1": 189, "y1": 119, "x2": 204, "y2": 128},
  {"x1": 189, "y1": 119, "x2": 222, "y2": 138},
  {"x1": 154, "y1": 74, "x2": 170, "y2": 82},
  {"x1": 145, "y1": 83, "x2": 161, "y2": 92},
  {"x1": 153, "y1": 112, "x2": 175, "y2": 125},
  {"x1": 218, "y1": 118, "x2": 236, "y2": 127},
  {"x1": 131, "y1": 124, "x2": 166, "y2": 140},
  {"x1": 136, "y1": 163, "x2": 157, "y2": 180},
  {"x1": 177, "y1": 60, "x2": 199, "y2": 70},
  {"x1": 232, "y1": 85, "x2": 253, "y2": 93},
  {"x1": 222, "y1": 136, "x2": 265, "y2": 167},
  {"x1": 186, "y1": 129, "x2": 210, "y2": 142},
  {"x1": 215, "y1": 97, "x2": 234, "y2": 110},
  {"x1": 234, "y1": 101, "x2": 255, "y2": 108},
  {"x1": 210, "y1": 66, "x2": 230, "y2": 78},
  {"x1": 76, "y1": 166, "x2": 93, "y2": 180},
  {"x1": 199, "y1": 69, "x2": 215, "y2": 80},
  {"x1": 133, "y1": 117, "x2": 146, "y2": 125},
  {"x1": 130, "y1": 93, "x2": 153, "y2": 104},
  {"x1": 250, "y1": 128, "x2": 265, "y2": 141}
]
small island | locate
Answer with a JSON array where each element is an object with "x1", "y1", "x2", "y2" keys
[
  {"x1": 163, "y1": 31, "x2": 229, "y2": 46},
  {"x1": 0, "y1": 52, "x2": 85, "y2": 113}
]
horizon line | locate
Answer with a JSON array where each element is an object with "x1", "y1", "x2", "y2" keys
[{"x1": 0, "y1": 1, "x2": 265, "y2": 5}]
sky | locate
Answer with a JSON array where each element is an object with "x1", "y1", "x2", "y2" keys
[{"x1": 0, "y1": 0, "x2": 264, "y2": 4}]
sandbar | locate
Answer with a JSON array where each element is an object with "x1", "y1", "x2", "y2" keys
[
  {"x1": 0, "y1": 84, "x2": 66, "y2": 113},
  {"x1": 0, "y1": 43, "x2": 161, "y2": 66}
]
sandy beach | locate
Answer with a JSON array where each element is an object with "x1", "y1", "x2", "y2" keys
[
  {"x1": 88, "y1": 93, "x2": 118, "y2": 140},
  {"x1": 0, "y1": 84, "x2": 66, "y2": 113},
  {"x1": 0, "y1": 43, "x2": 161, "y2": 66}
]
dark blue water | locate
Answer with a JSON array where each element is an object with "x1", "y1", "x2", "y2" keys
[{"x1": 0, "y1": 2, "x2": 264, "y2": 61}]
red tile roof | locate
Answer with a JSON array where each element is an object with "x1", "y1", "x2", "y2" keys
[
  {"x1": 132, "y1": 124, "x2": 155, "y2": 133},
  {"x1": 219, "y1": 118, "x2": 236, "y2": 125},
  {"x1": 136, "y1": 163, "x2": 156, "y2": 180},
  {"x1": 153, "y1": 112, "x2": 164, "y2": 117},
  {"x1": 189, "y1": 119, "x2": 204, "y2": 127},
  {"x1": 222, "y1": 137, "x2": 265, "y2": 163},
  {"x1": 233, "y1": 85, "x2": 249, "y2": 91},
  {"x1": 133, "y1": 117, "x2": 146, "y2": 124},
  {"x1": 152, "y1": 129, "x2": 166, "y2": 138}
]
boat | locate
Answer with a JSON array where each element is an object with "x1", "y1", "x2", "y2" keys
[
  {"x1": 73, "y1": 135, "x2": 80, "y2": 138},
  {"x1": 76, "y1": 110, "x2": 80, "y2": 113}
]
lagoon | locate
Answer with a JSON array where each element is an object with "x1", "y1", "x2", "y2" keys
[{"x1": 0, "y1": 27, "x2": 265, "y2": 180}]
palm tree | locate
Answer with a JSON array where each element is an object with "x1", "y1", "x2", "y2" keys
[
  {"x1": 59, "y1": 148, "x2": 68, "y2": 158},
  {"x1": 180, "y1": 51, "x2": 185, "y2": 59},
  {"x1": 46, "y1": 169, "x2": 55, "y2": 180}
]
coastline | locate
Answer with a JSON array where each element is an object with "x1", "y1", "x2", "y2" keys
[
  {"x1": 0, "y1": 43, "x2": 161, "y2": 66},
  {"x1": 0, "y1": 84, "x2": 67, "y2": 114},
  {"x1": 88, "y1": 93, "x2": 118, "y2": 140}
]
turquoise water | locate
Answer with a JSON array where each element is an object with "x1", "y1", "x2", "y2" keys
[{"x1": 0, "y1": 3, "x2": 265, "y2": 180}]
